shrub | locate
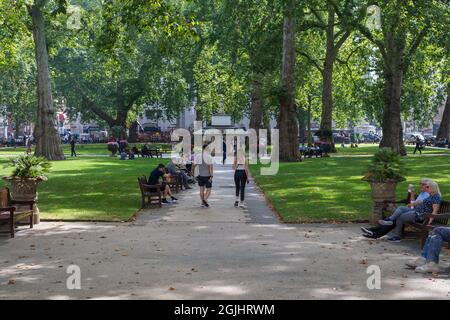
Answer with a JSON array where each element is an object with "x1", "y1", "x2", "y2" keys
[
  {"x1": 5, "y1": 155, "x2": 51, "y2": 179},
  {"x1": 362, "y1": 148, "x2": 406, "y2": 182}
]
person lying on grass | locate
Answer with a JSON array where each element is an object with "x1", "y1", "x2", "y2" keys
[
  {"x1": 362, "y1": 179, "x2": 441, "y2": 242},
  {"x1": 406, "y1": 226, "x2": 450, "y2": 274},
  {"x1": 148, "y1": 163, "x2": 178, "y2": 205}
]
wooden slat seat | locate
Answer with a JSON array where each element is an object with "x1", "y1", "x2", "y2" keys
[{"x1": 0, "y1": 187, "x2": 35, "y2": 238}]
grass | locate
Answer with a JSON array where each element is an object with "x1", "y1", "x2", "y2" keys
[
  {"x1": 251, "y1": 155, "x2": 450, "y2": 223},
  {"x1": 334, "y1": 143, "x2": 450, "y2": 155},
  {"x1": 0, "y1": 143, "x2": 171, "y2": 156},
  {"x1": 0, "y1": 141, "x2": 448, "y2": 223},
  {"x1": 0, "y1": 157, "x2": 164, "y2": 221}
]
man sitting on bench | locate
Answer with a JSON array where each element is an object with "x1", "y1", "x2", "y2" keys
[{"x1": 148, "y1": 164, "x2": 178, "y2": 204}]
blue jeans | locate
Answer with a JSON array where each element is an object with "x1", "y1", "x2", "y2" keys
[
  {"x1": 387, "y1": 206, "x2": 418, "y2": 237},
  {"x1": 421, "y1": 227, "x2": 450, "y2": 263}
]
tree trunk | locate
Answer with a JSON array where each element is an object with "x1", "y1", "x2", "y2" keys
[
  {"x1": 249, "y1": 79, "x2": 263, "y2": 131},
  {"x1": 307, "y1": 98, "x2": 312, "y2": 147},
  {"x1": 298, "y1": 108, "x2": 307, "y2": 144},
  {"x1": 29, "y1": 5, "x2": 64, "y2": 160},
  {"x1": 319, "y1": 4, "x2": 336, "y2": 151},
  {"x1": 380, "y1": 68, "x2": 407, "y2": 155},
  {"x1": 129, "y1": 121, "x2": 139, "y2": 142},
  {"x1": 436, "y1": 84, "x2": 450, "y2": 141},
  {"x1": 279, "y1": 2, "x2": 299, "y2": 162},
  {"x1": 14, "y1": 119, "x2": 21, "y2": 139}
]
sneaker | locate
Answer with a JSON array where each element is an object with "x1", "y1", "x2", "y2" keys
[
  {"x1": 362, "y1": 233, "x2": 376, "y2": 239},
  {"x1": 415, "y1": 262, "x2": 439, "y2": 274},
  {"x1": 361, "y1": 227, "x2": 374, "y2": 237},
  {"x1": 162, "y1": 199, "x2": 170, "y2": 205},
  {"x1": 171, "y1": 196, "x2": 178, "y2": 202},
  {"x1": 203, "y1": 200, "x2": 210, "y2": 208},
  {"x1": 234, "y1": 201, "x2": 239, "y2": 207},
  {"x1": 387, "y1": 236, "x2": 401, "y2": 243},
  {"x1": 201, "y1": 202, "x2": 205, "y2": 207},
  {"x1": 239, "y1": 202, "x2": 246, "y2": 208},
  {"x1": 379, "y1": 219, "x2": 393, "y2": 226},
  {"x1": 406, "y1": 257, "x2": 426, "y2": 268}
]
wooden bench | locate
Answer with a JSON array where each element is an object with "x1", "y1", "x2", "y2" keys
[
  {"x1": 137, "y1": 176, "x2": 162, "y2": 208},
  {"x1": 148, "y1": 147, "x2": 163, "y2": 159},
  {"x1": 384, "y1": 195, "x2": 450, "y2": 247},
  {"x1": 158, "y1": 145, "x2": 173, "y2": 155},
  {"x1": 406, "y1": 200, "x2": 450, "y2": 247},
  {"x1": 166, "y1": 173, "x2": 182, "y2": 193},
  {"x1": 0, "y1": 187, "x2": 35, "y2": 238}
]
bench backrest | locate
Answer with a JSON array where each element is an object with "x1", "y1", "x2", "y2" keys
[
  {"x1": 0, "y1": 188, "x2": 11, "y2": 208},
  {"x1": 137, "y1": 176, "x2": 147, "y2": 194},
  {"x1": 435, "y1": 200, "x2": 450, "y2": 226}
]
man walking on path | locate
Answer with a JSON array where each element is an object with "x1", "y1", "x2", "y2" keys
[
  {"x1": 70, "y1": 138, "x2": 77, "y2": 157},
  {"x1": 413, "y1": 136, "x2": 423, "y2": 155},
  {"x1": 193, "y1": 144, "x2": 214, "y2": 208}
]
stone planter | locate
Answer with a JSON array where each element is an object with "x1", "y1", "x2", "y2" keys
[
  {"x1": 367, "y1": 180, "x2": 399, "y2": 226},
  {"x1": 2, "y1": 176, "x2": 45, "y2": 224}
]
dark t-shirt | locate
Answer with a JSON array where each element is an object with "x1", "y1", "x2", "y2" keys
[
  {"x1": 148, "y1": 168, "x2": 164, "y2": 185},
  {"x1": 415, "y1": 193, "x2": 441, "y2": 217}
]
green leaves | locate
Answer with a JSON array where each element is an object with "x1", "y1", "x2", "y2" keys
[
  {"x1": 5, "y1": 155, "x2": 52, "y2": 179},
  {"x1": 362, "y1": 148, "x2": 407, "y2": 182}
]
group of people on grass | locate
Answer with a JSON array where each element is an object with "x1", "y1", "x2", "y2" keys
[
  {"x1": 361, "y1": 178, "x2": 449, "y2": 274},
  {"x1": 147, "y1": 143, "x2": 250, "y2": 208}
]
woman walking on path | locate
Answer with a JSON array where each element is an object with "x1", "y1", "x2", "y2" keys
[{"x1": 233, "y1": 149, "x2": 250, "y2": 208}]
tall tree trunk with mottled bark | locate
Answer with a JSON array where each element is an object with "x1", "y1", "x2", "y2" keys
[
  {"x1": 28, "y1": 4, "x2": 64, "y2": 160},
  {"x1": 437, "y1": 84, "x2": 450, "y2": 141},
  {"x1": 129, "y1": 121, "x2": 139, "y2": 142},
  {"x1": 278, "y1": 0, "x2": 299, "y2": 162},
  {"x1": 379, "y1": 33, "x2": 407, "y2": 156},
  {"x1": 249, "y1": 78, "x2": 263, "y2": 131},
  {"x1": 318, "y1": 4, "x2": 350, "y2": 153}
]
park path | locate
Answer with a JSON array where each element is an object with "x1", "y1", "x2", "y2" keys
[{"x1": 0, "y1": 164, "x2": 449, "y2": 300}]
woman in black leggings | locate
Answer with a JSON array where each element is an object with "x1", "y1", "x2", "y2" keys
[{"x1": 233, "y1": 151, "x2": 250, "y2": 208}]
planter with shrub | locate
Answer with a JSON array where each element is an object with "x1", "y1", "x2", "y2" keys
[
  {"x1": 2, "y1": 155, "x2": 51, "y2": 224},
  {"x1": 362, "y1": 148, "x2": 406, "y2": 225}
]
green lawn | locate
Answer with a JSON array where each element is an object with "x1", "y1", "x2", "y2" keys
[
  {"x1": 251, "y1": 155, "x2": 450, "y2": 223},
  {"x1": 0, "y1": 157, "x2": 163, "y2": 221},
  {"x1": 0, "y1": 143, "x2": 172, "y2": 156},
  {"x1": 335, "y1": 143, "x2": 450, "y2": 155}
]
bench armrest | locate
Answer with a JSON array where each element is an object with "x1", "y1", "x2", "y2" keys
[
  {"x1": 0, "y1": 207, "x2": 16, "y2": 212},
  {"x1": 142, "y1": 183, "x2": 161, "y2": 189},
  {"x1": 10, "y1": 200, "x2": 36, "y2": 205},
  {"x1": 383, "y1": 199, "x2": 408, "y2": 205},
  {"x1": 423, "y1": 213, "x2": 450, "y2": 220}
]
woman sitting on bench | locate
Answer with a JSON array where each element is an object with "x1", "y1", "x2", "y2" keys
[{"x1": 380, "y1": 181, "x2": 441, "y2": 242}]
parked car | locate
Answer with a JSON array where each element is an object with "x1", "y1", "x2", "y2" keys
[
  {"x1": 333, "y1": 133, "x2": 350, "y2": 144},
  {"x1": 362, "y1": 133, "x2": 381, "y2": 143},
  {"x1": 423, "y1": 134, "x2": 436, "y2": 146},
  {"x1": 405, "y1": 133, "x2": 425, "y2": 145}
]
